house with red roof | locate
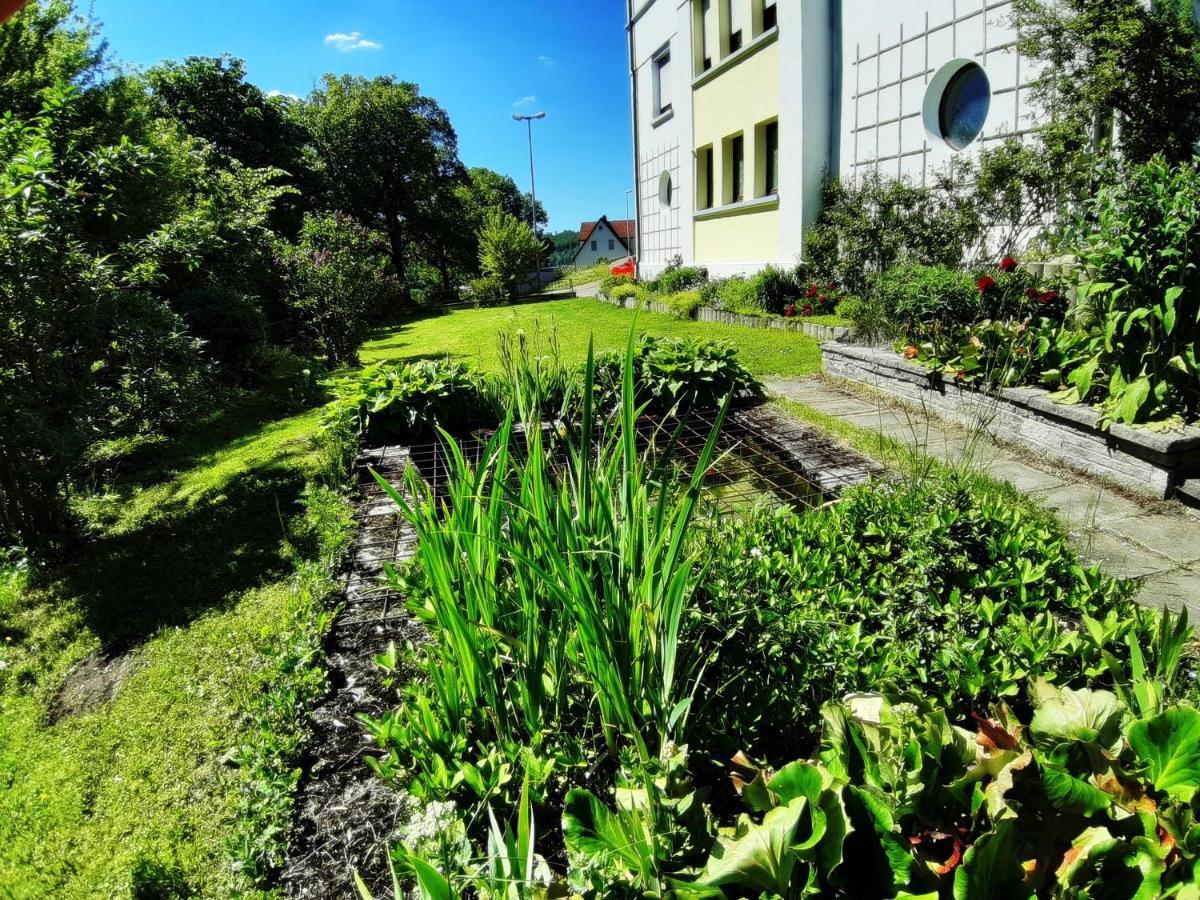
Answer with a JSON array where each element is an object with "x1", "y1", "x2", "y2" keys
[{"x1": 573, "y1": 216, "x2": 637, "y2": 266}]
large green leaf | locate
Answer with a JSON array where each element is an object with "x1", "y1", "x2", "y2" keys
[
  {"x1": 701, "y1": 799, "x2": 807, "y2": 893},
  {"x1": 1029, "y1": 680, "x2": 1126, "y2": 751},
  {"x1": 1055, "y1": 826, "x2": 1124, "y2": 890},
  {"x1": 1128, "y1": 706, "x2": 1200, "y2": 802},
  {"x1": 1039, "y1": 763, "x2": 1113, "y2": 816},
  {"x1": 840, "y1": 785, "x2": 916, "y2": 893},
  {"x1": 953, "y1": 821, "x2": 1032, "y2": 900},
  {"x1": 561, "y1": 788, "x2": 648, "y2": 873}
]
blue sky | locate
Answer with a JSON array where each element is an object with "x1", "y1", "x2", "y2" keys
[{"x1": 91, "y1": 1, "x2": 635, "y2": 233}]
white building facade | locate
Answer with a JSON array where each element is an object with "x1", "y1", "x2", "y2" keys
[{"x1": 627, "y1": 0, "x2": 1050, "y2": 279}]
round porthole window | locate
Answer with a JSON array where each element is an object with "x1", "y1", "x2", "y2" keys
[
  {"x1": 935, "y1": 62, "x2": 990, "y2": 150},
  {"x1": 658, "y1": 170, "x2": 672, "y2": 207}
]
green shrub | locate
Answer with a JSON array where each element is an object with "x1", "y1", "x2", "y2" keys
[
  {"x1": 609, "y1": 282, "x2": 648, "y2": 305},
  {"x1": 663, "y1": 290, "x2": 703, "y2": 319},
  {"x1": 599, "y1": 273, "x2": 634, "y2": 298},
  {"x1": 1055, "y1": 155, "x2": 1200, "y2": 424},
  {"x1": 321, "y1": 359, "x2": 490, "y2": 442},
  {"x1": 466, "y1": 274, "x2": 506, "y2": 307},
  {"x1": 755, "y1": 264, "x2": 800, "y2": 314},
  {"x1": 710, "y1": 276, "x2": 766, "y2": 315},
  {"x1": 872, "y1": 263, "x2": 982, "y2": 330},
  {"x1": 594, "y1": 335, "x2": 760, "y2": 413},
  {"x1": 686, "y1": 473, "x2": 1138, "y2": 765},
  {"x1": 175, "y1": 285, "x2": 267, "y2": 375},
  {"x1": 652, "y1": 265, "x2": 708, "y2": 295},
  {"x1": 477, "y1": 208, "x2": 541, "y2": 300},
  {"x1": 805, "y1": 169, "x2": 983, "y2": 296},
  {"x1": 277, "y1": 213, "x2": 398, "y2": 366}
]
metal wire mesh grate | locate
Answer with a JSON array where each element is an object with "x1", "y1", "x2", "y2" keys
[{"x1": 341, "y1": 403, "x2": 881, "y2": 624}]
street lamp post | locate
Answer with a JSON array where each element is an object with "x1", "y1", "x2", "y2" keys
[
  {"x1": 513, "y1": 111, "x2": 545, "y2": 291},
  {"x1": 512, "y1": 112, "x2": 545, "y2": 234}
]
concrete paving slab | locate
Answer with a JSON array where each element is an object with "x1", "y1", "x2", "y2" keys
[
  {"x1": 1076, "y1": 530, "x2": 1179, "y2": 580},
  {"x1": 1133, "y1": 566, "x2": 1200, "y2": 616},
  {"x1": 1032, "y1": 483, "x2": 1144, "y2": 528},
  {"x1": 1105, "y1": 513, "x2": 1200, "y2": 565},
  {"x1": 977, "y1": 459, "x2": 1065, "y2": 494}
]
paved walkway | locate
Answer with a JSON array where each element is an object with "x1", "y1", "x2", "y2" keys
[{"x1": 766, "y1": 376, "x2": 1200, "y2": 614}]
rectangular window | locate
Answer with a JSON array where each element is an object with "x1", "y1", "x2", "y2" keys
[
  {"x1": 591, "y1": 240, "x2": 597, "y2": 251},
  {"x1": 764, "y1": 120, "x2": 779, "y2": 195},
  {"x1": 730, "y1": 134, "x2": 744, "y2": 202},
  {"x1": 701, "y1": 0, "x2": 716, "y2": 70},
  {"x1": 728, "y1": 0, "x2": 744, "y2": 52},
  {"x1": 762, "y1": 0, "x2": 776, "y2": 32},
  {"x1": 652, "y1": 46, "x2": 672, "y2": 116},
  {"x1": 609, "y1": 239, "x2": 615, "y2": 250},
  {"x1": 697, "y1": 145, "x2": 714, "y2": 209}
]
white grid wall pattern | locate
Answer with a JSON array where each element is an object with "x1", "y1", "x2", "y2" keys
[
  {"x1": 638, "y1": 142, "x2": 683, "y2": 267},
  {"x1": 844, "y1": 0, "x2": 1047, "y2": 185}
]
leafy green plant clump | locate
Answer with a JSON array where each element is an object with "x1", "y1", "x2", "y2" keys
[
  {"x1": 896, "y1": 156, "x2": 1200, "y2": 427},
  {"x1": 690, "y1": 670, "x2": 1200, "y2": 898},
  {"x1": 594, "y1": 335, "x2": 760, "y2": 414},
  {"x1": 687, "y1": 474, "x2": 1138, "y2": 765},
  {"x1": 664, "y1": 290, "x2": 705, "y2": 320},
  {"x1": 322, "y1": 359, "x2": 490, "y2": 443}
]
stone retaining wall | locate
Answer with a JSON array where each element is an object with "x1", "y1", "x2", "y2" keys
[
  {"x1": 823, "y1": 343, "x2": 1200, "y2": 499},
  {"x1": 595, "y1": 294, "x2": 849, "y2": 342}
]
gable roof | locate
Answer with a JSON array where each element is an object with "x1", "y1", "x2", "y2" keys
[{"x1": 578, "y1": 216, "x2": 636, "y2": 244}]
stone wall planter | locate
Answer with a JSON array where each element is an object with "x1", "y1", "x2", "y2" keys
[
  {"x1": 822, "y1": 343, "x2": 1200, "y2": 499},
  {"x1": 594, "y1": 294, "x2": 850, "y2": 342}
]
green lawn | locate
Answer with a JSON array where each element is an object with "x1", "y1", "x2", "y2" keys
[
  {"x1": 0, "y1": 394, "x2": 324, "y2": 898},
  {"x1": 361, "y1": 298, "x2": 823, "y2": 377}
]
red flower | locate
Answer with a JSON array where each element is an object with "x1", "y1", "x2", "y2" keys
[
  {"x1": 977, "y1": 275, "x2": 997, "y2": 293},
  {"x1": 783, "y1": 303, "x2": 796, "y2": 317},
  {"x1": 828, "y1": 281, "x2": 838, "y2": 291},
  {"x1": 802, "y1": 303, "x2": 813, "y2": 317},
  {"x1": 805, "y1": 283, "x2": 820, "y2": 298},
  {"x1": 955, "y1": 369, "x2": 967, "y2": 382},
  {"x1": 903, "y1": 345, "x2": 919, "y2": 359},
  {"x1": 1025, "y1": 287, "x2": 1040, "y2": 300},
  {"x1": 1038, "y1": 290, "x2": 1059, "y2": 304},
  {"x1": 999, "y1": 256, "x2": 1018, "y2": 273}
]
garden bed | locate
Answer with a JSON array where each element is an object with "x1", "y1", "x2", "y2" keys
[
  {"x1": 823, "y1": 343, "x2": 1200, "y2": 499},
  {"x1": 282, "y1": 404, "x2": 880, "y2": 898},
  {"x1": 595, "y1": 293, "x2": 849, "y2": 341}
]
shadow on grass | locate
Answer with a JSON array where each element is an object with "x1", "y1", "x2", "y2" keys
[{"x1": 64, "y1": 461, "x2": 305, "y2": 650}]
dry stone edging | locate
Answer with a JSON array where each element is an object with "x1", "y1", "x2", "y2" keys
[{"x1": 822, "y1": 343, "x2": 1200, "y2": 501}]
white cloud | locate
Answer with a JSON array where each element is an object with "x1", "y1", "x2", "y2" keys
[
  {"x1": 324, "y1": 31, "x2": 383, "y2": 52},
  {"x1": 266, "y1": 89, "x2": 301, "y2": 102},
  {"x1": 513, "y1": 95, "x2": 538, "y2": 108},
  {"x1": 538, "y1": 55, "x2": 554, "y2": 67}
]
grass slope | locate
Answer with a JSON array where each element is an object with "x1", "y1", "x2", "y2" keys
[
  {"x1": 361, "y1": 298, "x2": 823, "y2": 377},
  {"x1": 0, "y1": 395, "x2": 323, "y2": 898}
]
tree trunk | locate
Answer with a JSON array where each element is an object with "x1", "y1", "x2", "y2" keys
[{"x1": 386, "y1": 220, "x2": 412, "y2": 305}]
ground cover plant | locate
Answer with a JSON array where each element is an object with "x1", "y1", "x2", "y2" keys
[{"x1": 344, "y1": 331, "x2": 1191, "y2": 898}]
